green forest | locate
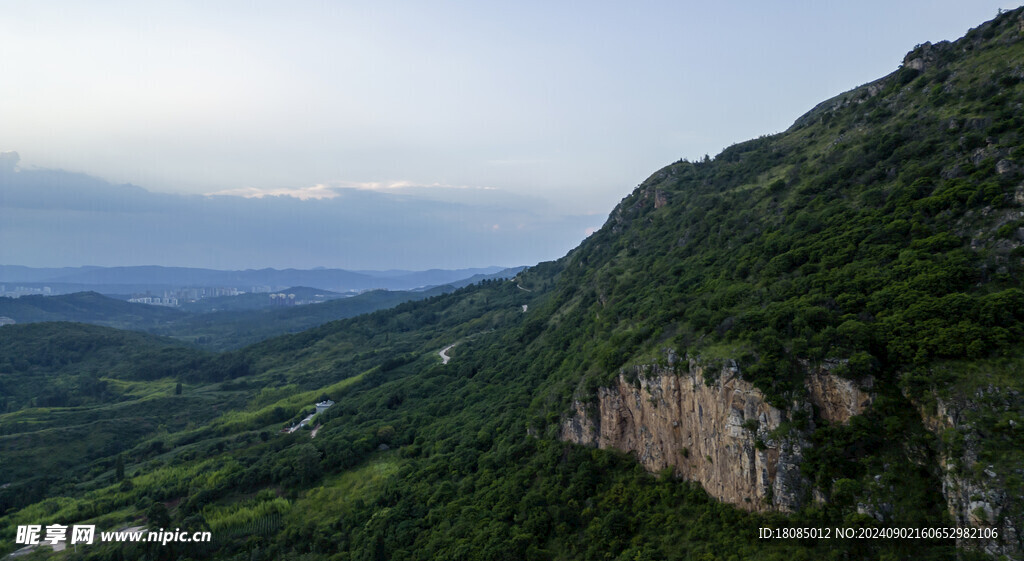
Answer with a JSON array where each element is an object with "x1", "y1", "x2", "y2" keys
[{"x1": 2, "y1": 8, "x2": 1024, "y2": 561}]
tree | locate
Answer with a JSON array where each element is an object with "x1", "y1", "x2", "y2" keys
[
  {"x1": 295, "y1": 444, "x2": 322, "y2": 485},
  {"x1": 146, "y1": 502, "x2": 170, "y2": 530},
  {"x1": 115, "y1": 454, "x2": 125, "y2": 481}
]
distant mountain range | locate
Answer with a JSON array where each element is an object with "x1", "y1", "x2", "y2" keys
[
  {"x1": 0, "y1": 270, "x2": 523, "y2": 350},
  {"x1": 0, "y1": 291, "x2": 185, "y2": 327},
  {"x1": 0, "y1": 264, "x2": 525, "y2": 293},
  {"x1": 0, "y1": 285, "x2": 454, "y2": 351}
]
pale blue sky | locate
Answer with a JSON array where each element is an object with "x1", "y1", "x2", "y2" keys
[{"x1": 0, "y1": 1, "x2": 1019, "y2": 269}]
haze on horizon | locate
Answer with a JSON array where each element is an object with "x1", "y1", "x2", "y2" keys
[{"x1": 1, "y1": 1, "x2": 1018, "y2": 270}]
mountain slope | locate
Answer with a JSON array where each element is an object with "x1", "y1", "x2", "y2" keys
[
  {"x1": 2, "y1": 8, "x2": 1024, "y2": 561},
  {"x1": 0, "y1": 323, "x2": 255, "y2": 512}
]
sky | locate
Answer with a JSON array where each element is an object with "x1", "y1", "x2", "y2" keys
[{"x1": 0, "y1": 1, "x2": 1020, "y2": 270}]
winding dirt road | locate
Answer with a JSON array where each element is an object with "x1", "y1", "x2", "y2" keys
[{"x1": 439, "y1": 343, "x2": 456, "y2": 365}]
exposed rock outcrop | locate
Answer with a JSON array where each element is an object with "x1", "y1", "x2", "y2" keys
[
  {"x1": 901, "y1": 41, "x2": 952, "y2": 73},
  {"x1": 805, "y1": 363, "x2": 873, "y2": 424},
  {"x1": 560, "y1": 358, "x2": 872, "y2": 512},
  {"x1": 917, "y1": 389, "x2": 1023, "y2": 559}
]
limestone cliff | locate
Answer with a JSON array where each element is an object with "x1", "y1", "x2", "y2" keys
[{"x1": 560, "y1": 357, "x2": 871, "y2": 512}]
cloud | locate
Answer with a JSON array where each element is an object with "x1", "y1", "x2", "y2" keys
[
  {"x1": 206, "y1": 180, "x2": 497, "y2": 201},
  {"x1": 335, "y1": 180, "x2": 421, "y2": 191},
  {"x1": 484, "y1": 158, "x2": 549, "y2": 166},
  {"x1": 334, "y1": 180, "x2": 497, "y2": 192},
  {"x1": 2, "y1": 162, "x2": 597, "y2": 269},
  {"x1": 584, "y1": 227, "x2": 600, "y2": 236},
  {"x1": 0, "y1": 151, "x2": 20, "y2": 172},
  {"x1": 207, "y1": 183, "x2": 340, "y2": 200}
]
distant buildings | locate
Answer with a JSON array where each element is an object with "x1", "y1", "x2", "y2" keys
[
  {"x1": 0, "y1": 316, "x2": 15, "y2": 326},
  {"x1": 169, "y1": 287, "x2": 242, "y2": 300},
  {"x1": 127, "y1": 295, "x2": 179, "y2": 307},
  {"x1": 0, "y1": 282, "x2": 316, "y2": 309},
  {"x1": 128, "y1": 287, "x2": 247, "y2": 307},
  {"x1": 315, "y1": 400, "x2": 335, "y2": 414},
  {"x1": 0, "y1": 286, "x2": 52, "y2": 298},
  {"x1": 283, "y1": 400, "x2": 335, "y2": 434},
  {"x1": 270, "y1": 293, "x2": 297, "y2": 306}
]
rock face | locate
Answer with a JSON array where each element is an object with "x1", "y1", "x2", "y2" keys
[
  {"x1": 918, "y1": 390, "x2": 1023, "y2": 559},
  {"x1": 560, "y1": 358, "x2": 872, "y2": 512},
  {"x1": 901, "y1": 41, "x2": 952, "y2": 73},
  {"x1": 805, "y1": 364, "x2": 873, "y2": 424}
]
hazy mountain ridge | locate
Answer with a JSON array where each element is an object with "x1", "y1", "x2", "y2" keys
[
  {"x1": 0, "y1": 291, "x2": 186, "y2": 328},
  {"x1": 0, "y1": 265, "x2": 526, "y2": 350},
  {"x1": 0, "y1": 265, "x2": 516, "y2": 292},
  {"x1": 0, "y1": 288, "x2": 456, "y2": 351}
]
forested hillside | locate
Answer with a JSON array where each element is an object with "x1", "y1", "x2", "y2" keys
[{"x1": 2, "y1": 8, "x2": 1023, "y2": 561}]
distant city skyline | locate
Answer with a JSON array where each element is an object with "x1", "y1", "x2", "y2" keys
[{"x1": 1, "y1": 1, "x2": 1019, "y2": 269}]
